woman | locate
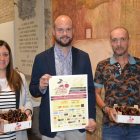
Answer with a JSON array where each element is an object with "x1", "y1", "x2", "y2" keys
[{"x1": 0, "y1": 40, "x2": 33, "y2": 140}]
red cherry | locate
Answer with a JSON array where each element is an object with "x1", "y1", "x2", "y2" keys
[
  {"x1": 2, "y1": 109, "x2": 29, "y2": 123},
  {"x1": 13, "y1": 110, "x2": 17, "y2": 114},
  {"x1": 3, "y1": 113, "x2": 7, "y2": 117},
  {"x1": 18, "y1": 117, "x2": 21, "y2": 122},
  {"x1": 115, "y1": 107, "x2": 119, "y2": 112},
  {"x1": 17, "y1": 113, "x2": 21, "y2": 117}
]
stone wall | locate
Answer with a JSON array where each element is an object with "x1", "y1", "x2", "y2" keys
[
  {"x1": 44, "y1": 0, "x2": 52, "y2": 49},
  {"x1": 0, "y1": 0, "x2": 14, "y2": 24}
]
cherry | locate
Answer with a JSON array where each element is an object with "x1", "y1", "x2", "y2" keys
[
  {"x1": 8, "y1": 109, "x2": 13, "y2": 113},
  {"x1": 115, "y1": 106, "x2": 140, "y2": 116},
  {"x1": 18, "y1": 117, "x2": 22, "y2": 122},
  {"x1": 17, "y1": 113, "x2": 21, "y2": 117},
  {"x1": 1, "y1": 109, "x2": 28, "y2": 123}
]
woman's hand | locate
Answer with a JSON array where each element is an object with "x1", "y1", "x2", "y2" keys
[
  {"x1": 0, "y1": 119, "x2": 4, "y2": 133},
  {"x1": 25, "y1": 110, "x2": 31, "y2": 116}
]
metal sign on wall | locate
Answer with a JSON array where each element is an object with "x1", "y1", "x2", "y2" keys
[{"x1": 14, "y1": 0, "x2": 45, "y2": 75}]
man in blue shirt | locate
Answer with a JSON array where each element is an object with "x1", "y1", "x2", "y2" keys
[{"x1": 94, "y1": 27, "x2": 140, "y2": 140}]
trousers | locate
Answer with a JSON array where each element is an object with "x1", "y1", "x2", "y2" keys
[
  {"x1": 42, "y1": 130, "x2": 86, "y2": 140},
  {"x1": 102, "y1": 125, "x2": 140, "y2": 140}
]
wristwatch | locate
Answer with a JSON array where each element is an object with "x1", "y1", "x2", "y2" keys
[{"x1": 102, "y1": 105, "x2": 108, "y2": 113}]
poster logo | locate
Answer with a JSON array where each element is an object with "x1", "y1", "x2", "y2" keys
[
  {"x1": 54, "y1": 79, "x2": 69, "y2": 95},
  {"x1": 15, "y1": 123, "x2": 21, "y2": 130}
]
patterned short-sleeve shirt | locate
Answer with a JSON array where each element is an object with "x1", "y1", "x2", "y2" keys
[{"x1": 94, "y1": 54, "x2": 140, "y2": 126}]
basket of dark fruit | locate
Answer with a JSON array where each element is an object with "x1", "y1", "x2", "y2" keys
[
  {"x1": 0, "y1": 109, "x2": 28, "y2": 123},
  {"x1": 0, "y1": 106, "x2": 31, "y2": 133},
  {"x1": 115, "y1": 106, "x2": 139, "y2": 116},
  {"x1": 113, "y1": 104, "x2": 140, "y2": 124}
]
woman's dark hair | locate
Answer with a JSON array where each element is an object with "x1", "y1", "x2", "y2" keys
[{"x1": 0, "y1": 40, "x2": 23, "y2": 93}]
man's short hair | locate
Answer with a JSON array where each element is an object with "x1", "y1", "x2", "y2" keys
[
  {"x1": 110, "y1": 27, "x2": 129, "y2": 39},
  {"x1": 53, "y1": 15, "x2": 73, "y2": 29}
]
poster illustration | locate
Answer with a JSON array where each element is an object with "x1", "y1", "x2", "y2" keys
[{"x1": 49, "y1": 75, "x2": 88, "y2": 132}]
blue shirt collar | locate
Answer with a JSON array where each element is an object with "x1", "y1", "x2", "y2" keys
[{"x1": 110, "y1": 53, "x2": 136, "y2": 65}]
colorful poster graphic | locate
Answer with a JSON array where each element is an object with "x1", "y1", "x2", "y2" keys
[{"x1": 49, "y1": 75, "x2": 88, "y2": 132}]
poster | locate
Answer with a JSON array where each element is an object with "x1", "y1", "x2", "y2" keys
[{"x1": 49, "y1": 75, "x2": 88, "y2": 132}]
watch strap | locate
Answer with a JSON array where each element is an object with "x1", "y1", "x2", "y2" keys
[{"x1": 102, "y1": 105, "x2": 108, "y2": 112}]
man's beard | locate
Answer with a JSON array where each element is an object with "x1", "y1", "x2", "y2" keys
[
  {"x1": 55, "y1": 35, "x2": 73, "y2": 47},
  {"x1": 114, "y1": 47, "x2": 127, "y2": 56}
]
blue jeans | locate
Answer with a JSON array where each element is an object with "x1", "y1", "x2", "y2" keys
[{"x1": 102, "y1": 125, "x2": 140, "y2": 140}]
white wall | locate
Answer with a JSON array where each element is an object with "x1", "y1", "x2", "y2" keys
[
  {"x1": 0, "y1": 21, "x2": 16, "y2": 67},
  {"x1": 0, "y1": 21, "x2": 41, "y2": 107}
]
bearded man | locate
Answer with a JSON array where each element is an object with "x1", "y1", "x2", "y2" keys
[{"x1": 30, "y1": 15, "x2": 96, "y2": 140}]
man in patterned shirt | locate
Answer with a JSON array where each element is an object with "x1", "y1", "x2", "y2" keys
[
  {"x1": 30, "y1": 15, "x2": 96, "y2": 140},
  {"x1": 94, "y1": 27, "x2": 140, "y2": 140}
]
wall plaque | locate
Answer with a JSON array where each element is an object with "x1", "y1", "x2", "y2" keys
[{"x1": 14, "y1": 0, "x2": 45, "y2": 75}]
